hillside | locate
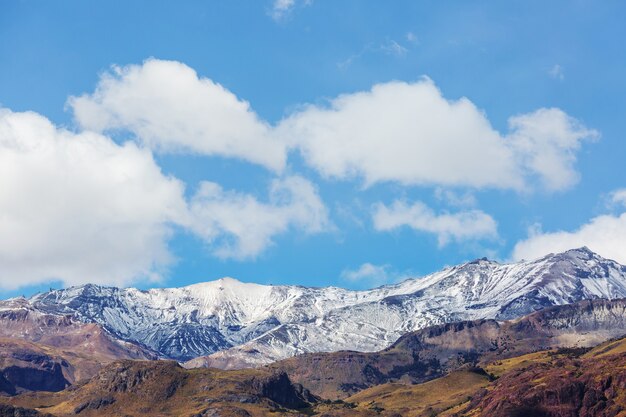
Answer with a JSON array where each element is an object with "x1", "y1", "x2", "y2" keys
[
  {"x1": 2, "y1": 360, "x2": 317, "y2": 417},
  {"x1": 0, "y1": 300, "x2": 156, "y2": 395}
]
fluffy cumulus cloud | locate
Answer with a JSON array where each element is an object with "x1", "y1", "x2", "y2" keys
[
  {"x1": 373, "y1": 200, "x2": 498, "y2": 246},
  {"x1": 68, "y1": 59, "x2": 285, "y2": 171},
  {"x1": 512, "y1": 210, "x2": 626, "y2": 265},
  {"x1": 513, "y1": 186, "x2": 626, "y2": 264},
  {"x1": 188, "y1": 176, "x2": 329, "y2": 259},
  {"x1": 507, "y1": 108, "x2": 598, "y2": 191},
  {"x1": 0, "y1": 109, "x2": 188, "y2": 289},
  {"x1": 278, "y1": 78, "x2": 597, "y2": 191},
  {"x1": 69, "y1": 60, "x2": 596, "y2": 193},
  {"x1": 0, "y1": 109, "x2": 329, "y2": 290}
]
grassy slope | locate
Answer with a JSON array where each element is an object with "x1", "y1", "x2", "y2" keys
[
  {"x1": 583, "y1": 336, "x2": 626, "y2": 359},
  {"x1": 345, "y1": 368, "x2": 491, "y2": 417}
]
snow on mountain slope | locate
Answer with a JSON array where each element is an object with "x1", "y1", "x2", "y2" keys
[{"x1": 3, "y1": 247, "x2": 626, "y2": 364}]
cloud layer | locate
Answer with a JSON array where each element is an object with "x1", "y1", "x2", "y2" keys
[
  {"x1": 373, "y1": 200, "x2": 498, "y2": 246},
  {"x1": 0, "y1": 58, "x2": 604, "y2": 290}
]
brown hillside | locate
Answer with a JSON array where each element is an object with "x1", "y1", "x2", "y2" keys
[{"x1": 3, "y1": 360, "x2": 318, "y2": 417}]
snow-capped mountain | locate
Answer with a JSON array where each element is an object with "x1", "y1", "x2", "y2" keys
[{"x1": 4, "y1": 247, "x2": 626, "y2": 365}]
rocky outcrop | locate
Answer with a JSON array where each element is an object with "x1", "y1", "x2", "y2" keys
[
  {"x1": 20, "y1": 360, "x2": 318, "y2": 416},
  {"x1": 0, "y1": 300, "x2": 157, "y2": 363},
  {"x1": 456, "y1": 352, "x2": 626, "y2": 417},
  {"x1": 249, "y1": 371, "x2": 317, "y2": 409},
  {"x1": 0, "y1": 301, "x2": 158, "y2": 392},
  {"x1": 0, "y1": 340, "x2": 70, "y2": 395},
  {"x1": 0, "y1": 404, "x2": 52, "y2": 417}
]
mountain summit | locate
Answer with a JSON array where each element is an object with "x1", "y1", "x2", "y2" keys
[{"x1": 3, "y1": 248, "x2": 626, "y2": 366}]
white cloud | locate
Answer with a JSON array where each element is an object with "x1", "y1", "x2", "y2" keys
[
  {"x1": 270, "y1": 0, "x2": 294, "y2": 19},
  {"x1": 338, "y1": 40, "x2": 409, "y2": 70},
  {"x1": 381, "y1": 40, "x2": 408, "y2": 57},
  {"x1": 0, "y1": 109, "x2": 188, "y2": 290},
  {"x1": 280, "y1": 79, "x2": 520, "y2": 188},
  {"x1": 406, "y1": 32, "x2": 419, "y2": 45},
  {"x1": 269, "y1": 0, "x2": 312, "y2": 21},
  {"x1": 341, "y1": 263, "x2": 394, "y2": 286},
  {"x1": 434, "y1": 188, "x2": 477, "y2": 208},
  {"x1": 507, "y1": 108, "x2": 598, "y2": 191},
  {"x1": 609, "y1": 189, "x2": 626, "y2": 208},
  {"x1": 0, "y1": 109, "x2": 329, "y2": 290},
  {"x1": 69, "y1": 61, "x2": 596, "y2": 192},
  {"x1": 68, "y1": 59, "x2": 286, "y2": 171},
  {"x1": 189, "y1": 176, "x2": 329, "y2": 259},
  {"x1": 512, "y1": 212, "x2": 626, "y2": 264},
  {"x1": 549, "y1": 64, "x2": 564, "y2": 80},
  {"x1": 372, "y1": 200, "x2": 498, "y2": 246},
  {"x1": 279, "y1": 78, "x2": 598, "y2": 191}
]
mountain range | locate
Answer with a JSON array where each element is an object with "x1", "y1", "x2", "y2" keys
[
  {"x1": 4, "y1": 247, "x2": 626, "y2": 416},
  {"x1": 3, "y1": 247, "x2": 626, "y2": 368},
  {"x1": 5, "y1": 297, "x2": 626, "y2": 416}
]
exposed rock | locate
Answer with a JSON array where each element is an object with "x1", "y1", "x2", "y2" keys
[
  {"x1": 455, "y1": 352, "x2": 626, "y2": 417},
  {"x1": 0, "y1": 404, "x2": 52, "y2": 417},
  {"x1": 249, "y1": 371, "x2": 316, "y2": 409},
  {"x1": 8, "y1": 360, "x2": 319, "y2": 416},
  {"x1": 73, "y1": 396, "x2": 115, "y2": 414},
  {"x1": 0, "y1": 340, "x2": 70, "y2": 395},
  {"x1": 192, "y1": 408, "x2": 251, "y2": 417},
  {"x1": 0, "y1": 300, "x2": 157, "y2": 391}
]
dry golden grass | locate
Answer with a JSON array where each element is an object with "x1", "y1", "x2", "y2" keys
[
  {"x1": 345, "y1": 368, "x2": 491, "y2": 417},
  {"x1": 583, "y1": 337, "x2": 626, "y2": 359},
  {"x1": 482, "y1": 350, "x2": 554, "y2": 378}
]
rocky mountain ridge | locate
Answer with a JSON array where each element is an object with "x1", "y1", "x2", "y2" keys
[{"x1": 2, "y1": 247, "x2": 626, "y2": 365}]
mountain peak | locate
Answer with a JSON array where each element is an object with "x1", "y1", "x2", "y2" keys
[
  {"x1": 465, "y1": 256, "x2": 498, "y2": 266},
  {"x1": 564, "y1": 246, "x2": 596, "y2": 256},
  {"x1": 184, "y1": 276, "x2": 270, "y2": 292},
  {"x1": 549, "y1": 246, "x2": 603, "y2": 263}
]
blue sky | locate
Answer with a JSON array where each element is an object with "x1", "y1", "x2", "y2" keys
[{"x1": 1, "y1": 0, "x2": 625, "y2": 297}]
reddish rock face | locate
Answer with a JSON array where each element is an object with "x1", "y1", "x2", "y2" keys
[
  {"x1": 456, "y1": 352, "x2": 626, "y2": 417},
  {"x1": 0, "y1": 301, "x2": 158, "y2": 394}
]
